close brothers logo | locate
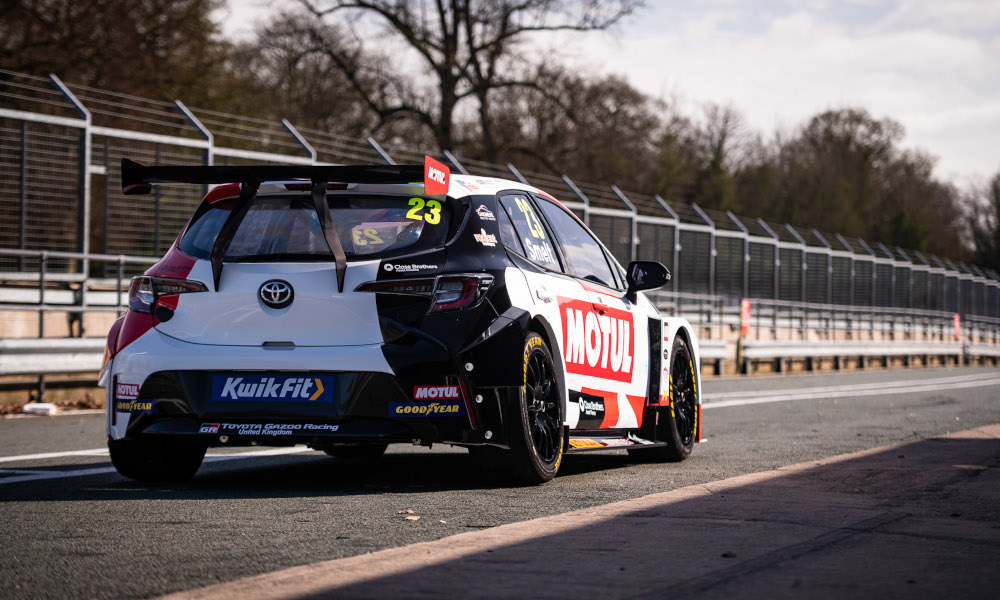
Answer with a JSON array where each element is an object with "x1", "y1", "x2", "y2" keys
[{"x1": 559, "y1": 297, "x2": 634, "y2": 382}]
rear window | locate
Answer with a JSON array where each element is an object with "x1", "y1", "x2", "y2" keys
[{"x1": 179, "y1": 194, "x2": 451, "y2": 261}]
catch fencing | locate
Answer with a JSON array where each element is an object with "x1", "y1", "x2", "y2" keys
[{"x1": 1, "y1": 68, "x2": 999, "y2": 330}]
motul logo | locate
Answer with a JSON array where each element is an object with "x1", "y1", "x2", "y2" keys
[
  {"x1": 413, "y1": 385, "x2": 461, "y2": 400},
  {"x1": 116, "y1": 382, "x2": 139, "y2": 399},
  {"x1": 424, "y1": 156, "x2": 450, "y2": 195},
  {"x1": 428, "y1": 167, "x2": 446, "y2": 184},
  {"x1": 560, "y1": 298, "x2": 633, "y2": 382}
]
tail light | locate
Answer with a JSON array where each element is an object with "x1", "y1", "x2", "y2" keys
[
  {"x1": 128, "y1": 276, "x2": 208, "y2": 314},
  {"x1": 355, "y1": 274, "x2": 493, "y2": 312}
]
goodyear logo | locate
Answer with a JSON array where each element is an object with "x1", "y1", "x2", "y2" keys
[
  {"x1": 212, "y1": 375, "x2": 333, "y2": 402},
  {"x1": 389, "y1": 402, "x2": 465, "y2": 417},
  {"x1": 115, "y1": 399, "x2": 153, "y2": 414}
]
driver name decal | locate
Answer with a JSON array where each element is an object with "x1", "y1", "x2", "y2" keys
[{"x1": 559, "y1": 297, "x2": 633, "y2": 382}]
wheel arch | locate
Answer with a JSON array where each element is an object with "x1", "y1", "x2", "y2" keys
[{"x1": 526, "y1": 315, "x2": 569, "y2": 422}]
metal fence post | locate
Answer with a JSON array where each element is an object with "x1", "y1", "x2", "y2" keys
[
  {"x1": 367, "y1": 137, "x2": 396, "y2": 165},
  {"x1": 19, "y1": 120, "x2": 27, "y2": 271},
  {"x1": 49, "y1": 74, "x2": 91, "y2": 276}
]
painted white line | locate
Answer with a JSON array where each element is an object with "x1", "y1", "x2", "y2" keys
[
  {"x1": 703, "y1": 371, "x2": 1000, "y2": 400},
  {"x1": 2, "y1": 408, "x2": 105, "y2": 419},
  {"x1": 0, "y1": 446, "x2": 317, "y2": 486},
  {"x1": 704, "y1": 377, "x2": 1000, "y2": 409},
  {"x1": 0, "y1": 448, "x2": 108, "y2": 463}
]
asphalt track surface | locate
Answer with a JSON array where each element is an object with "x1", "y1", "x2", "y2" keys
[{"x1": 1, "y1": 366, "x2": 998, "y2": 599}]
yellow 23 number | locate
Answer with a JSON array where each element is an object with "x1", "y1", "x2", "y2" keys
[{"x1": 406, "y1": 197, "x2": 441, "y2": 224}]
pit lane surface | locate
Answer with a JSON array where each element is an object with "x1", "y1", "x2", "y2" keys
[{"x1": 1, "y1": 367, "x2": 998, "y2": 599}]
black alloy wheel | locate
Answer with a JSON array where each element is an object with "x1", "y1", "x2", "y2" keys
[
  {"x1": 482, "y1": 332, "x2": 564, "y2": 484},
  {"x1": 670, "y1": 343, "x2": 697, "y2": 447},
  {"x1": 628, "y1": 336, "x2": 697, "y2": 462},
  {"x1": 525, "y1": 337, "x2": 561, "y2": 463}
]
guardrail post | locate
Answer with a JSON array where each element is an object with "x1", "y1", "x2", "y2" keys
[
  {"x1": 38, "y1": 250, "x2": 46, "y2": 338},
  {"x1": 116, "y1": 256, "x2": 124, "y2": 310}
]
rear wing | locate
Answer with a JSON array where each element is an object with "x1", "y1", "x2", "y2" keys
[
  {"x1": 120, "y1": 158, "x2": 425, "y2": 195},
  {"x1": 121, "y1": 157, "x2": 451, "y2": 293}
]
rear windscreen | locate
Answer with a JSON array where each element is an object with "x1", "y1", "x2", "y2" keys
[{"x1": 179, "y1": 195, "x2": 451, "y2": 261}]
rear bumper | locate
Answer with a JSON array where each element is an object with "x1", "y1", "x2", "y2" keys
[{"x1": 105, "y1": 329, "x2": 516, "y2": 447}]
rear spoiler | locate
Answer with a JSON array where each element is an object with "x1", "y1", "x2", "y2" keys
[
  {"x1": 121, "y1": 156, "x2": 452, "y2": 293},
  {"x1": 120, "y1": 158, "x2": 425, "y2": 195}
]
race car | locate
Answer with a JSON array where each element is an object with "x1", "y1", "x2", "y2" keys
[{"x1": 100, "y1": 156, "x2": 702, "y2": 484}]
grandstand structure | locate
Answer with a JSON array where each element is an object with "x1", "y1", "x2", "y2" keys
[{"x1": 1, "y1": 69, "x2": 998, "y2": 354}]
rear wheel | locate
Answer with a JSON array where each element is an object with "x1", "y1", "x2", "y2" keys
[
  {"x1": 489, "y1": 333, "x2": 564, "y2": 484},
  {"x1": 628, "y1": 337, "x2": 697, "y2": 462},
  {"x1": 322, "y1": 443, "x2": 388, "y2": 459},
  {"x1": 108, "y1": 438, "x2": 207, "y2": 482}
]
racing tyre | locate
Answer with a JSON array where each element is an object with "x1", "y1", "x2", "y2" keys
[
  {"x1": 628, "y1": 337, "x2": 698, "y2": 462},
  {"x1": 495, "y1": 333, "x2": 564, "y2": 484},
  {"x1": 323, "y1": 443, "x2": 388, "y2": 459},
  {"x1": 108, "y1": 438, "x2": 207, "y2": 482}
]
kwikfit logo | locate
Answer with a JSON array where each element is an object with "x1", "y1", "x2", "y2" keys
[
  {"x1": 217, "y1": 376, "x2": 326, "y2": 401},
  {"x1": 560, "y1": 298, "x2": 634, "y2": 382},
  {"x1": 413, "y1": 385, "x2": 461, "y2": 400}
]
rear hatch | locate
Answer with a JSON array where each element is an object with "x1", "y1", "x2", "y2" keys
[{"x1": 158, "y1": 190, "x2": 454, "y2": 347}]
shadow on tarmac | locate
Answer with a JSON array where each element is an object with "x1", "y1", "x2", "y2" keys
[
  {"x1": 0, "y1": 450, "x2": 641, "y2": 502},
  {"x1": 236, "y1": 433, "x2": 1000, "y2": 600}
]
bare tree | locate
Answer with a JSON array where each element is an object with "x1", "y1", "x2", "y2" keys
[{"x1": 294, "y1": 0, "x2": 642, "y2": 158}]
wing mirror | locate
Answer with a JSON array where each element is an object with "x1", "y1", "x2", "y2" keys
[{"x1": 626, "y1": 260, "x2": 670, "y2": 299}]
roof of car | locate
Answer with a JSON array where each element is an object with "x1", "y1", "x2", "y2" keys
[{"x1": 238, "y1": 175, "x2": 544, "y2": 201}]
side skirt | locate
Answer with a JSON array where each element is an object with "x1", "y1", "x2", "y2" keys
[{"x1": 566, "y1": 431, "x2": 663, "y2": 452}]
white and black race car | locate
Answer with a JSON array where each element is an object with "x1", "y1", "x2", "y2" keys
[{"x1": 100, "y1": 157, "x2": 702, "y2": 484}]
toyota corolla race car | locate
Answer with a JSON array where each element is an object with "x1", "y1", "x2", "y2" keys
[{"x1": 100, "y1": 156, "x2": 702, "y2": 484}]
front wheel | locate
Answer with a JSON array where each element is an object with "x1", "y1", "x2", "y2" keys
[
  {"x1": 488, "y1": 333, "x2": 564, "y2": 484},
  {"x1": 109, "y1": 438, "x2": 207, "y2": 482},
  {"x1": 628, "y1": 336, "x2": 698, "y2": 462}
]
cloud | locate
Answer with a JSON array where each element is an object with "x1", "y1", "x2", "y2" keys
[{"x1": 531, "y1": 1, "x2": 1000, "y2": 182}]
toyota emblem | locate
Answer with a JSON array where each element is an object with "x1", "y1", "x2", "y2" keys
[{"x1": 259, "y1": 280, "x2": 293, "y2": 309}]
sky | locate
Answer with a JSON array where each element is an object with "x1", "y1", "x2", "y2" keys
[{"x1": 216, "y1": 0, "x2": 1000, "y2": 186}]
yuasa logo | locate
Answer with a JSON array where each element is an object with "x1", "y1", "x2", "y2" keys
[
  {"x1": 560, "y1": 298, "x2": 634, "y2": 382},
  {"x1": 473, "y1": 228, "x2": 497, "y2": 247},
  {"x1": 116, "y1": 382, "x2": 139, "y2": 399},
  {"x1": 414, "y1": 385, "x2": 461, "y2": 400}
]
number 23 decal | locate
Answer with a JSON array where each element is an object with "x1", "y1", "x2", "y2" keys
[
  {"x1": 406, "y1": 198, "x2": 441, "y2": 224},
  {"x1": 352, "y1": 228, "x2": 383, "y2": 246}
]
